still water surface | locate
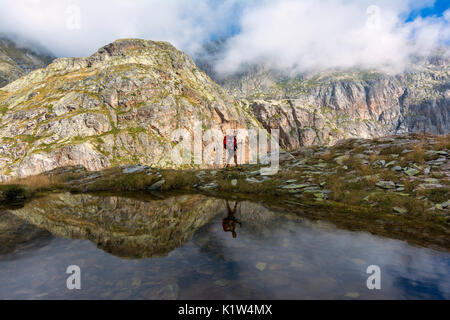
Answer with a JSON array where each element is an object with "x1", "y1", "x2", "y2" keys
[{"x1": 0, "y1": 193, "x2": 448, "y2": 299}]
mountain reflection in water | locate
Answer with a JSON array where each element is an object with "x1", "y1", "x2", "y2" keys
[{"x1": 0, "y1": 193, "x2": 449, "y2": 300}]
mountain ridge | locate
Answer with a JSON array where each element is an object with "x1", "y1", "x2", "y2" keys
[
  {"x1": 0, "y1": 38, "x2": 259, "y2": 181},
  {"x1": 0, "y1": 37, "x2": 448, "y2": 180},
  {"x1": 195, "y1": 41, "x2": 450, "y2": 149}
]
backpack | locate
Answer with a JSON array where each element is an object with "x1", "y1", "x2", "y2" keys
[{"x1": 223, "y1": 135, "x2": 237, "y2": 149}]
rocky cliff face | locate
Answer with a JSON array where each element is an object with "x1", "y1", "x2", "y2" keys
[
  {"x1": 1, "y1": 37, "x2": 448, "y2": 180},
  {"x1": 0, "y1": 36, "x2": 54, "y2": 88},
  {"x1": 0, "y1": 39, "x2": 260, "y2": 181},
  {"x1": 197, "y1": 43, "x2": 449, "y2": 151}
]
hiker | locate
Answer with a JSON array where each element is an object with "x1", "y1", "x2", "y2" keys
[
  {"x1": 222, "y1": 200, "x2": 241, "y2": 238},
  {"x1": 223, "y1": 132, "x2": 238, "y2": 167}
]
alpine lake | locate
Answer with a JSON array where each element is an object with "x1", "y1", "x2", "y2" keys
[{"x1": 0, "y1": 191, "x2": 448, "y2": 300}]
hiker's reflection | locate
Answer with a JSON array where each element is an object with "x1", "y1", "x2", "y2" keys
[{"x1": 222, "y1": 200, "x2": 242, "y2": 238}]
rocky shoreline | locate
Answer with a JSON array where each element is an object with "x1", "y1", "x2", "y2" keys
[{"x1": 1, "y1": 133, "x2": 449, "y2": 250}]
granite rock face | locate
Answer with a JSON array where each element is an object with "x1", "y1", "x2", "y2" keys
[
  {"x1": 0, "y1": 39, "x2": 260, "y2": 180},
  {"x1": 0, "y1": 36, "x2": 54, "y2": 88},
  {"x1": 197, "y1": 43, "x2": 449, "y2": 150},
  {"x1": 245, "y1": 64, "x2": 449, "y2": 150}
]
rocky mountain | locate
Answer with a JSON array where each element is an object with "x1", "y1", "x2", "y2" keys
[
  {"x1": 196, "y1": 42, "x2": 449, "y2": 150},
  {"x1": 0, "y1": 37, "x2": 448, "y2": 181},
  {"x1": 0, "y1": 36, "x2": 54, "y2": 88},
  {"x1": 0, "y1": 39, "x2": 260, "y2": 181}
]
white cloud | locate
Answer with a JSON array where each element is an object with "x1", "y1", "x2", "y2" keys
[
  {"x1": 0, "y1": 0, "x2": 240, "y2": 57},
  {"x1": 0, "y1": 0, "x2": 448, "y2": 74},
  {"x1": 446, "y1": 9, "x2": 450, "y2": 22},
  {"x1": 216, "y1": 0, "x2": 450, "y2": 75}
]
